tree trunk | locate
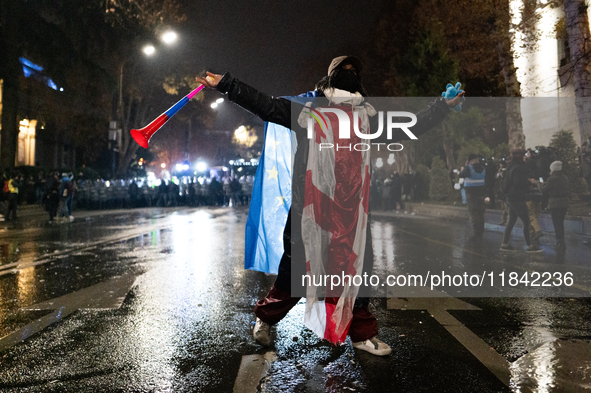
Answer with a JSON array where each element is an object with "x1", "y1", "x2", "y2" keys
[
  {"x1": 496, "y1": 1, "x2": 525, "y2": 150},
  {"x1": 439, "y1": 122, "x2": 457, "y2": 171},
  {"x1": 565, "y1": 0, "x2": 591, "y2": 144}
]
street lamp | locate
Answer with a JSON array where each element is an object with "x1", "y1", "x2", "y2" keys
[
  {"x1": 161, "y1": 31, "x2": 177, "y2": 44},
  {"x1": 142, "y1": 45, "x2": 156, "y2": 56},
  {"x1": 113, "y1": 31, "x2": 178, "y2": 175}
]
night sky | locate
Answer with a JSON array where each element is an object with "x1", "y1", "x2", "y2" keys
[
  {"x1": 157, "y1": 0, "x2": 389, "y2": 159},
  {"x1": 183, "y1": 0, "x2": 388, "y2": 95}
]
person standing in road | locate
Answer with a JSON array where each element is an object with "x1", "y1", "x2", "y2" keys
[
  {"x1": 391, "y1": 172, "x2": 403, "y2": 211},
  {"x1": 524, "y1": 151, "x2": 543, "y2": 246},
  {"x1": 459, "y1": 154, "x2": 486, "y2": 238},
  {"x1": 484, "y1": 157, "x2": 497, "y2": 209},
  {"x1": 58, "y1": 173, "x2": 73, "y2": 222},
  {"x1": 67, "y1": 173, "x2": 76, "y2": 221},
  {"x1": 46, "y1": 172, "x2": 60, "y2": 224},
  {"x1": 5, "y1": 172, "x2": 22, "y2": 221},
  {"x1": 129, "y1": 179, "x2": 139, "y2": 208},
  {"x1": 196, "y1": 55, "x2": 464, "y2": 355},
  {"x1": 496, "y1": 158, "x2": 509, "y2": 225},
  {"x1": 500, "y1": 149, "x2": 542, "y2": 252},
  {"x1": 382, "y1": 175, "x2": 393, "y2": 211},
  {"x1": 540, "y1": 161, "x2": 570, "y2": 251}
]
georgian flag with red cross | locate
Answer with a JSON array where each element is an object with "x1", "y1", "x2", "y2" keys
[{"x1": 300, "y1": 100, "x2": 373, "y2": 344}]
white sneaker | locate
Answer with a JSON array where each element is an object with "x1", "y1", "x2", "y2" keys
[
  {"x1": 69, "y1": 215, "x2": 74, "y2": 222},
  {"x1": 353, "y1": 336, "x2": 392, "y2": 356},
  {"x1": 253, "y1": 318, "x2": 271, "y2": 346}
]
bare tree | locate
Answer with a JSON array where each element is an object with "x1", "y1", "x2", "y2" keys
[{"x1": 564, "y1": 0, "x2": 591, "y2": 144}]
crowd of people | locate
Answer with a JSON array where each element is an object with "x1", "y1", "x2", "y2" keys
[
  {"x1": 369, "y1": 172, "x2": 415, "y2": 212},
  {"x1": 2, "y1": 140, "x2": 589, "y2": 247},
  {"x1": 452, "y1": 143, "x2": 585, "y2": 252},
  {"x1": 1, "y1": 170, "x2": 255, "y2": 224}
]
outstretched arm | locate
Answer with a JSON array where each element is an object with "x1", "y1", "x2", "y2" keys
[{"x1": 196, "y1": 72, "x2": 296, "y2": 130}]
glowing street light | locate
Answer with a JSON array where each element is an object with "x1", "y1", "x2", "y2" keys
[
  {"x1": 161, "y1": 31, "x2": 178, "y2": 44},
  {"x1": 143, "y1": 45, "x2": 156, "y2": 56},
  {"x1": 161, "y1": 163, "x2": 166, "y2": 169},
  {"x1": 196, "y1": 161, "x2": 208, "y2": 172}
]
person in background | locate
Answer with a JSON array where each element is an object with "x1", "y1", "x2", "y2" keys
[
  {"x1": 5, "y1": 172, "x2": 23, "y2": 221},
  {"x1": 58, "y1": 173, "x2": 73, "y2": 222},
  {"x1": 496, "y1": 158, "x2": 509, "y2": 225},
  {"x1": 128, "y1": 179, "x2": 139, "y2": 208},
  {"x1": 540, "y1": 161, "x2": 570, "y2": 252},
  {"x1": 459, "y1": 154, "x2": 486, "y2": 238},
  {"x1": 46, "y1": 172, "x2": 60, "y2": 224},
  {"x1": 157, "y1": 180, "x2": 168, "y2": 207},
  {"x1": 499, "y1": 149, "x2": 542, "y2": 252},
  {"x1": 35, "y1": 172, "x2": 46, "y2": 206},
  {"x1": 391, "y1": 172, "x2": 403, "y2": 211},
  {"x1": 382, "y1": 175, "x2": 393, "y2": 211},
  {"x1": 67, "y1": 173, "x2": 75, "y2": 221},
  {"x1": 485, "y1": 157, "x2": 497, "y2": 208},
  {"x1": 524, "y1": 150, "x2": 543, "y2": 246},
  {"x1": 458, "y1": 166, "x2": 467, "y2": 205}
]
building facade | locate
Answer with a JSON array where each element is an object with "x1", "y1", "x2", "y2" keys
[{"x1": 512, "y1": 0, "x2": 591, "y2": 147}]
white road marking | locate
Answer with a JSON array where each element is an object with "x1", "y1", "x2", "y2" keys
[
  {"x1": 0, "y1": 273, "x2": 138, "y2": 352},
  {"x1": 233, "y1": 352, "x2": 276, "y2": 393},
  {"x1": 387, "y1": 295, "x2": 514, "y2": 386}
]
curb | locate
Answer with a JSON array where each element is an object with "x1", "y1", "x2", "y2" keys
[{"x1": 373, "y1": 202, "x2": 591, "y2": 238}]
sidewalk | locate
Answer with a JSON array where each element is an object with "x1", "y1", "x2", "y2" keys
[{"x1": 373, "y1": 202, "x2": 591, "y2": 238}]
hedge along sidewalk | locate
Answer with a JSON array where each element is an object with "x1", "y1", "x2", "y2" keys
[{"x1": 372, "y1": 202, "x2": 591, "y2": 239}]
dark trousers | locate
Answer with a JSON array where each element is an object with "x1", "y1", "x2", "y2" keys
[
  {"x1": 6, "y1": 193, "x2": 18, "y2": 220},
  {"x1": 502, "y1": 200, "x2": 531, "y2": 246},
  {"x1": 550, "y1": 207, "x2": 567, "y2": 241},
  {"x1": 47, "y1": 195, "x2": 59, "y2": 222},
  {"x1": 254, "y1": 210, "x2": 378, "y2": 343},
  {"x1": 466, "y1": 192, "x2": 486, "y2": 236}
]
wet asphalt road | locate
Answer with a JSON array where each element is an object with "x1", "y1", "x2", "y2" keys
[{"x1": 0, "y1": 206, "x2": 590, "y2": 392}]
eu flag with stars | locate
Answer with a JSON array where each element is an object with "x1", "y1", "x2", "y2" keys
[{"x1": 244, "y1": 91, "x2": 317, "y2": 274}]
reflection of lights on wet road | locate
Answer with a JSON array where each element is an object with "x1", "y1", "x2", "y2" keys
[
  {"x1": 115, "y1": 210, "x2": 241, "y2": 388},
  {"x1": 17, "y1": 266, "x2": 37, "y2": 305},
  {"x1": 510, "y1": 300, "x2": 558, "y2": 391}
]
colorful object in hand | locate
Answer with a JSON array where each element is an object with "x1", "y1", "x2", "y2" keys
[
  {"x1": 131, "y1": 78, "x2": 211, "y2": 148},
  {"x1": 442, "y1": 82, "x2": 465, "y2": 112}
]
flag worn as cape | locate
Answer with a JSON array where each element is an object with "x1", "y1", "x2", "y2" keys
[
  {"x1": 301, "y1": 99, "x2": 372, "y2": 344},
  {"x1": 244, "y1": 91, "x2": 318, "y2": 274}
]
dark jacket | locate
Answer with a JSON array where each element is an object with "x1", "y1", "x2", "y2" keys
[
  {"x1": 502, "y1": 161, "x2": 529, "y2": 203},
  {"x1": 540, "y1": 170, "x2": 570, "y2": 209},
  {"x1": 525, "y1": 160, "x2": 543, "y2": 202},
  {"x1": 458, "y1": 158, "x2": 486, "y2": 196},
  {"x1": 215, "y1": 72, "x2": 449, "y2": 283}
]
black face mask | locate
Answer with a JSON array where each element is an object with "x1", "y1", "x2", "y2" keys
[{"x1": 330, "y1": 68, "x2": 363, "y2": 94}]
